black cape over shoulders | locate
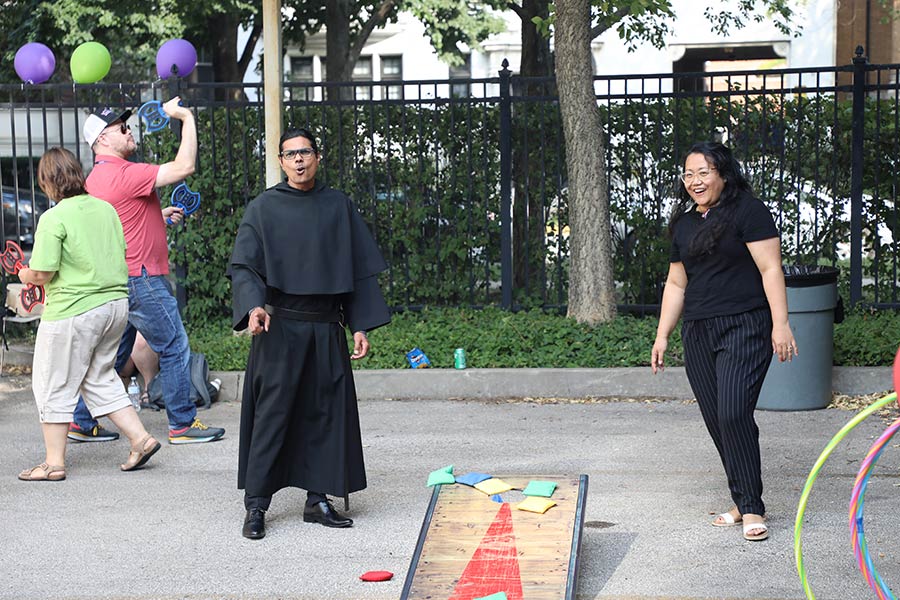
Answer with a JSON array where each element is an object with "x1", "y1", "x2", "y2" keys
[{"x1": 229, "y1": 181, "x2": 390, "y2": 332}]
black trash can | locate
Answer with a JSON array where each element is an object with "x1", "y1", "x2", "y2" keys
[{"x1": 757, "y1": 266, "x2": 840, "y2": 411}]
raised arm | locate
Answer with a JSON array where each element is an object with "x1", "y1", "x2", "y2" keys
[{"x1": 155, "y1": 97, "x2": 197, "y2": 187}]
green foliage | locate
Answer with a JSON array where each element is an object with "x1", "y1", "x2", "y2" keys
[
  {"x1": 0, "y1": 0, "x2": 502, "y2": 85},
  {"x1": 287, "y1": 102, "x2": 504, "y2": 308},
  {"x1": 0, "y1": 0, "x2": 185, "y2": 82},
  {"x1": 359, "y1": 307, "x2": 675, "y2": 369},
  {"x1": 189, "y1": 308, "x2": 679, "y2": 371},
  {"x1": 191, "y1": 306, "x2": 900, "y2": 371},
  {"x1": 534, "y1": 0, "x2": 799, "y2": 47},
  {"x1": 406, "y1": 0, "x2": 507, "y2": 66},
  {"x1": 834, "y1": 310, "x2": 900, "y2": 367},
  {"x1": 187, "y1": 324, "x2": 254, "y2": 373}
]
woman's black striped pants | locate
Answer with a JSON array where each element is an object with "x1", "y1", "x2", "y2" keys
[{"x1": 681, "y1": 307, "x2": 773, "y2": 516}]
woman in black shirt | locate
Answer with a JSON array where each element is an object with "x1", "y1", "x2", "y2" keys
[{"x1": 651, "y1": 141, "x2": 797, "y2": 542}]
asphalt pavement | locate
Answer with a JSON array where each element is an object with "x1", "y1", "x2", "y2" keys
[{"x1": 1, "y1": 371, "x2": 898, "y2": 600}]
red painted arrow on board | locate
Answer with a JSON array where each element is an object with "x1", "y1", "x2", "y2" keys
[{"x1": 449, "y1": 502, "x2": 523, "y2": 600}]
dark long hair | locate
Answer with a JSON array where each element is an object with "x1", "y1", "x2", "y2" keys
[{"x1": 668, "y1": 141, "x2": 752, "y2": 256}]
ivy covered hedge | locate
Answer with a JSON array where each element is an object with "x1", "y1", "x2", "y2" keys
[{"x1": 190, "y1": 308, "x2": 899, "y2": 371}]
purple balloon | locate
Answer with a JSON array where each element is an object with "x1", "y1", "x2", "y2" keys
[
  {"x1": 156, "y1": 39, "x2": 197, "y2": 79},
  {"x1": 14, "y1": 43, "x2": 56, "y2": 84}
]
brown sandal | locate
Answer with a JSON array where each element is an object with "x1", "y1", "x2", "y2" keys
[
  {"x1": 121, "y1": 434, "x2": 161, "y2": 471},
  {"x1": 18, "y1": 462, "x2": 66, "y2": 481}
]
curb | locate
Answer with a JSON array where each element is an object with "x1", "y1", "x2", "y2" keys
[
  {"x1": 210, "y1": 365, "x2": 894, "y2": 403},
  {"x1": 4, "y1": 345, "x2": 891, "y2": 403}
]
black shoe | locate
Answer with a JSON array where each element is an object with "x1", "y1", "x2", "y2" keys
[
  {"x1": 242, "y1": 508, "x2": 266, "y2": 539},
  {"x1": 303, "y1": 501, "x2": 353, "y2": 528}
]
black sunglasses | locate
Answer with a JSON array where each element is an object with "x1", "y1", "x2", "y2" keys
[{"x1": 105, "y1": 122, "x2": 131, "y2": 135}]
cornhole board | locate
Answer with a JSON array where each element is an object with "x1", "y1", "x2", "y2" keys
[{"x1": 401, "y1": 474, "x2": 588, "y2": 600}]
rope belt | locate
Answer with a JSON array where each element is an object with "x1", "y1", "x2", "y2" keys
[{"x1": 265, "y1": 304, "x2": 342, "y2": 323}]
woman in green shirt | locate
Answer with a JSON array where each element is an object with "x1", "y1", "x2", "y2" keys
[{"x1": 17, "y1": 147, "x2": 160, "y2": 481}]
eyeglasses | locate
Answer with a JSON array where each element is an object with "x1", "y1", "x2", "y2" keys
[
  {"x1": 679, "y1": 167, "x2": 717, "y2": 184},
  {"x1": 279, "y1": 148, "x2": 315, "y2": 160}
]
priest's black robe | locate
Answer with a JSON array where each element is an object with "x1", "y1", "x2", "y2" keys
[{"x1": 229, "y1": 181, "x2": 391, "y2": 500}]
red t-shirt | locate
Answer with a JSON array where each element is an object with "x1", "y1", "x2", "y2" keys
[{"x1": 86, "y1": 155, "x2": 168, "y2": 276}]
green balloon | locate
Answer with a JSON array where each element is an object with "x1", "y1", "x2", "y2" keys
[{"x1": 70, "y1": 42, "x2": 111, "y2": 83}]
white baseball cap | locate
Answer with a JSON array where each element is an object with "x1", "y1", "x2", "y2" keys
[{"x1": 83, "y1": 107, "x2": 132, "y2": 147}]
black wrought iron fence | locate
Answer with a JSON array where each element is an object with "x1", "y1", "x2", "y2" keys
[{"x1": 0, "y1": 51, "x2": 897, "y2": 323}]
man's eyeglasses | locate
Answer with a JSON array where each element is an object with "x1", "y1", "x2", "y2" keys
[
  {"x1": 103, "y1": 123, "x2": 130, "y2": 136},
  {"x1": 679, "y1": 167, "x2": 717, "y2": 184},
  {"x1": 279, "y1": 148, "x2": 315, "y2": 160}
]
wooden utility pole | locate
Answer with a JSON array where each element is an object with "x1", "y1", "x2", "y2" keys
[{"x1": 263, "y1": 0, "x2": 283, "y2": 187}]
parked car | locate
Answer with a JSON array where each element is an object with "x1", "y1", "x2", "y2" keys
[{"x1": 2, "y1": 190, "x2": 50, "y2": 248}]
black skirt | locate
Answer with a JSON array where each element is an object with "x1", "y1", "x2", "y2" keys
[{"x1": 237, "y1": 293, "x2": 366, "y2": 498}]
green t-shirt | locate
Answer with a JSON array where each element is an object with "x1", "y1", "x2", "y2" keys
[{"x1": 29, "y1": 193, "x2": 128, "y2": 321}]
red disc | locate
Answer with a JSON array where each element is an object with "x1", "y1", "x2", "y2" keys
[{"x1": 360, "y1": 570, "x2": 393, "y2": 582}]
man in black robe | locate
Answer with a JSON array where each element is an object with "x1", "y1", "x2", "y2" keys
[{"x1": 229, "y1": 128, "x2": 390, "y2": 540}]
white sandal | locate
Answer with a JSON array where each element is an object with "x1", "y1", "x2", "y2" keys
[
  {"x1": 743, "y1": 520, "x2": 769, "y2": 541},
  {"x1": 712, "y1": 511, "x2": 743, "y2": 527}
]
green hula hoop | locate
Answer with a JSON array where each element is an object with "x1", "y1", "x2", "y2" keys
[{"x1": 794, "y1": 392, "x2": 898, "y2": 599}]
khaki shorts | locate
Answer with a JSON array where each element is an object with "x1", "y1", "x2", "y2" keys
[{"x1": 32, "y1": 298, "x2": 131, "y2": 423}]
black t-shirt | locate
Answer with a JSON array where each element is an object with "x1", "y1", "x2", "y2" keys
[{"x1": 670, "y1": 194, "x2": 779, "y2": 321}]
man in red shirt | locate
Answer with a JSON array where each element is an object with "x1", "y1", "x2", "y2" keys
[{"x1": 70, "y1": 99, "x2": 224, "y2": 444}]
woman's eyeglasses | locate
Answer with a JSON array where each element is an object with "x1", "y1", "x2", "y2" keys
[
  {"x1": 279, "y1": 148, "x2": 315, "y2": 160},
  {"x1": 679, "y1": 167, "x2": 717, "y2": 184}
]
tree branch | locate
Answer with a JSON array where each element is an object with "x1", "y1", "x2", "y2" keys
[
  {"x1": 349, "y1": 0, "x2": 398, "y2": 67},
  {"x1": 238, "y1": 17, "x2": 263, "y2": 78},
  {"x1": 590, "y1": 5, "x2": 632, "y2": 41},
  {"x1": 507, "y1": 1, "x2": 526, "y2": 20}
]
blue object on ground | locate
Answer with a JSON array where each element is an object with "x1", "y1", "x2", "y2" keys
[
  {"x1": 406, "y1": 347, "x2": 431, "y2": 368},
  {"x1": 456, "y1": 472, "x2": 493, "y2": 486}
]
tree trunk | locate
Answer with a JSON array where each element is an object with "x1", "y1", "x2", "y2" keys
[
  {"x1": 326, "y1": 0, "x2": 354, "y2": 99},
  {"x1": 517, "y1": 0, "x2": 553, "y2": 81},
  {"x1": 209, "y1": 13, "x2": 246, "y2": 101},
  {"x1": 554, "y1": 0, "x2": 616, "y2": 324},
  {"x1": 511, "y1": 0, "x2": 554, "y2": 296}
]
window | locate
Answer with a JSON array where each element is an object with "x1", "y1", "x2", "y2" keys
[
  {"x1": 352, "y1": 57, "x2": 372, "y2": 79},
  {"x1": 450, "y1": 55, "x2": 471, "y2": 98},
  {"x1": 289, "y1": 57, "x2": 314, "y2": 101},
  {"x1": 353, "y1": 57, "x2": 373, "y2": 100},
  {"x1": 381, "y1": 56, "x2": 403, "y2": 100},
  {"x1": 290, "y1": 57, "x2": 314, "y2": 81}
]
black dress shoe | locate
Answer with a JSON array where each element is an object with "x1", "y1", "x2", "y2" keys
[
  {"x1": 242, "y1": 508, "x2": 266, "y2": 539},
  {"x1": 303, "y1": 501, "x2": 353, "y2": 528}
]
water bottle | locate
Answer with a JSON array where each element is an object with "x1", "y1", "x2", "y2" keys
[{"x1": 127, "y1": 376, "x2": 142, "y2": 412}]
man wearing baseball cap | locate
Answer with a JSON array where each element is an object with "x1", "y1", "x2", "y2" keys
[{"x1": 69, "y1": 97, "x2": 225, "y2": 445}]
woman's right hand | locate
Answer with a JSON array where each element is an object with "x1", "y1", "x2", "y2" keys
[{"x1": 651, "y1": 337, "x2": 668, "y2": 374}]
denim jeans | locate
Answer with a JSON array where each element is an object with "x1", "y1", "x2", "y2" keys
[{"x1": 73, "y1": 269, "x2": 195, "y2": 430}]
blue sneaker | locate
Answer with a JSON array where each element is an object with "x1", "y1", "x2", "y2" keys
[{"x1": 68, "y1": 423, "x2": 120, "y2": 442}]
